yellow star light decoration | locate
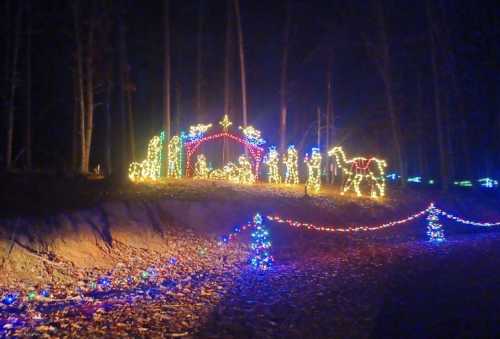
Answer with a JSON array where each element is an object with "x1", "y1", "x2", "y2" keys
[{"x1": 219, "y1": 114, "x2": 233, "y2": 131}]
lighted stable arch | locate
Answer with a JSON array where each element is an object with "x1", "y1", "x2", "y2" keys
[{"x1": 184, "y1": 132, "x2": 264, "y2": 178}]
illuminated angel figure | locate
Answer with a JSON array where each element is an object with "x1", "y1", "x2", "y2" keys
[
  {"x1": 128, "y1": 135, "x2": 163, "y2": 182},
  {"x1": 284, "y1": 145, "x2": 299, "y2": 185},
  {"x1": 238, "y1": 155, "x2": 255, "y2": 184},
  {"x1": 328, "y1": 146, "x2": 386, "y2": 198},
  {"x1": 194, "y1": 154, "x2": 209, "y2": 179},
  {"x1": 264, "y1": 147, "x2": 281, "y2": 184},
  {"x1": 167, "y1": 136, "x2": 183, "y2": 178},
  {"x1": 304, "y1": 148, "x2": 322, "y2": 193},
  {"x1": 239, "y1": 125, "x2": 265, "y2": 146},
  {"x1": 188, "y1": 123, "x2": 212, "y2": 141}
]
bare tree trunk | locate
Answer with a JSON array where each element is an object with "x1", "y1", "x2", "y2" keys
[
  {"x1": 83, "y1": 13, "x2": 95, "y2": 173},
  {"x1": 126, "y1": 69, "x2": 135, "y2": 161},
  {"x1": 223, "y1": 0, "x2": 233, "y2": 163},
  {"x1": 5, "y1": 5, "x2": 21, "y2": 170},
  {"x1": 72, "y1": 70, "x2": 79, "y2": 171},
  {"x1": 234, "y1": 0, "x2": 248, "y2": 126},
  {"x1": 195, "y1": 0, "x2": 204, "y2": 121},
  {"x1": 73, "y1": 1, "x2": 86, "y2": 174},
  {"x1": 26, "y1": 2, "x2": 32, "y2": 169},
  {"x1": 415, "y1": 72, "x2": 427, "y2": 178},
  {"x1": 224, "y1": 0, "x2": 233, "y2": 118},
  {"x1": 279, "y1": 1, "x2": 291, "y2": 154},
  {"x1": 175, "y1": 79, "x2": 181, "y2": 134},
  {"x1": 105, "y1": 69, "x2": 113, "y2": 175},
  {"x1": 118, "y1": 14, "x2": 128, "y2": 172},
  {"x1": 427, "y1": 1, "x2": 448, "y2": 190},
  {"x1": 164, "y1": 0, "x2": 172, "y2": 176},
  {"x1": 164, "y1": 0, "x2": 171, "y2": 139},
  {"x1": 374, "y1": 3, "x2": 406, "y2": 185},
  {"x1": 325, "y1": 49, "x2": 333, "y2": 183},
  {"x1": 316, "y1": 107, "x2": 321, "y2": 149}
]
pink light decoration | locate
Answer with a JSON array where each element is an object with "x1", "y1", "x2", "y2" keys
[{"x1": 184, "y1": 132, "x2": 264, "y2": 178}]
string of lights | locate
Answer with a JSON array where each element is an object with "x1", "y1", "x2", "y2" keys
[
  {"x1": 267, "y1": 206, "x2": 432, "y2": 233},
  {"x1": 434, "y1": 207, "x2": 500, "y2": 227}
]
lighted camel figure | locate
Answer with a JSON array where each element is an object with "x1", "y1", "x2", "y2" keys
[{"x1": 328, "y1": 146, "x2": 387, "y2": 198}]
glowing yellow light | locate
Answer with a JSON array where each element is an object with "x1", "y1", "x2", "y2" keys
[
  {"x1": 188, "y1": 123, "x2": 212, "y2": 139},
  {"x1": 194, "y1": 154, "x2": 209, "y2": 179},
  {"x1": 167, "y1": 136, "x2": 183, "y2": 178},
  {"x1": 209, "y1": 168, "x2": 226, "y2": 180},
  {"x1": 264, "y1": 147, "x2": 281, "y2": 184},
  {"x1": 128, "y1": 135, "x2": 163, "y2": 182},
  {"x1": 219, "y1": 114, "x2": 233, "y2": 131},
  {"x1": 237, "y1": 155, "x2": 256, "y2": 184},
  {"x1": 224, "y1": 162, "x2": 240, "y2": 183},
  {"x1": 304, "y1": 148, "x2": 321, "y2": 193},
  {"x1": 328, "y1": 146, "x2": 386, "y2": 198},
  {"x1": 284, "y1": 145, "x2": 299, "y2": 185}
]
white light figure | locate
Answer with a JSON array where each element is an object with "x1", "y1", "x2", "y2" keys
[
  {"x1": 167, "y1": 136, "x2": 182, "y2": 178},
  {"x1": 194, "y1": 154, "x2": 209, "y2": 179},
  {"x1": 238, "y1": 155, "x2": 255, "y2": 184},
  {"x1": 264, "y1": 146, "x2": 281, "y2": 184},
  {"x1": 284, "y1": 145, "x2": 299, "y2": 185},
  {"x1": 304, "y1": 148, "x2": 322, "y2": 193},
  {"x1": 128, "y1": 135, "x2": 162, "y2": 182}
]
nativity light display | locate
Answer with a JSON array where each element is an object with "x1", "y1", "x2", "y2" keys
[
  {"x1": 184, "y1": 116, "x2": 265, "y2": 179},
  {"x1": 128, "y1": 133, "x2": 164, "y2": 182},
  {"x1": 304, "y1": 148, "x2": 322, "y2": 194},
  {"x1": 284, "y1": 145, "x2": 299, "y2": 185},
  {"x1": 328, "y1": 146, "x2": 386, "y2": 198},
  {"x1": 264, "y1": 146, "x2": 281, "y2": 184}
]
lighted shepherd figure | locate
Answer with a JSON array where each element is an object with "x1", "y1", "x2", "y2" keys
[{"x1": 328, "y1": 146, "x2": 387, "y2": 198}]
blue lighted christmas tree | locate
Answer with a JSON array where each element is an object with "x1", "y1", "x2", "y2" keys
[
  {"x1": 427, "y1": 205, "x2": 445, "y2": 242},
  {"x1": 250, "y1": 213, "x2": 273, "y2": 270}
]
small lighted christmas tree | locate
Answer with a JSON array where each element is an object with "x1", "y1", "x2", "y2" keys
[
  {"x1": 250, "y1": 213, "x2": 273, "y2": 270},
  {"x1": 427, "y1": 205, "x2": 445, "y2": 242}
]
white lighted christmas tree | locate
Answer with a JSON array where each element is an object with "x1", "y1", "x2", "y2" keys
[
  {"x1": 250, "y1": 213, "x2": 273, "y2": 270},
  {"x1": 427, "y1": 205, "x2": 445, "y2": 241}
]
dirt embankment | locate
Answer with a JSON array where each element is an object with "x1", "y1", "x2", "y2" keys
[{"x1": 1, "y1": 178, "x2": 498, "y2": 284}]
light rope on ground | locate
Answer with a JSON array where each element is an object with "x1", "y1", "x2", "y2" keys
[
  {"x1": 433, "y1": 207, "x2": 500, "y2": 227},
  {"x1": 267, "y1": 204, "x2": 433, "y2": 233}
]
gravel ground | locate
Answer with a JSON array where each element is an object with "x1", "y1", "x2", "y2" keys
[{"x1": 2, "y1": 218, "x2": 500, "y2": 338}]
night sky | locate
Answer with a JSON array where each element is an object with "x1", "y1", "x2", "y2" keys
[{"x1": 2, "y1": 0, "x2": 500, "y2": 179}]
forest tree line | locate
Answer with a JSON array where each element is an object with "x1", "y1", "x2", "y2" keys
[{"x1": 1, "y1": 0, "x2": 499, "y2": 191}]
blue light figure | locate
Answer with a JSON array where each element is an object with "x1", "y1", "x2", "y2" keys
[{"x1": 250, "y1": 213, "x2": 273, "y2": 270}]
